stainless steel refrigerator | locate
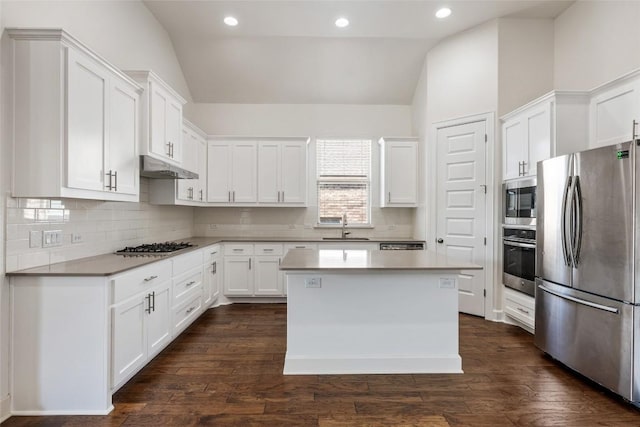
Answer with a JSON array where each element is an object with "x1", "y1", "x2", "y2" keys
[{"x1": 535, "y1": 140, "x2": 640, "y2": 404}]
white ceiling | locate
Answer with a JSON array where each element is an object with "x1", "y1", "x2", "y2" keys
[{"x1": 144, "y1": 0, "x2": 573, "y2": 105}]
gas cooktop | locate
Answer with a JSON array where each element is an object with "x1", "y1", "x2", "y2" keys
[{"x1": 115, "y1": 242, "x2": 195, "y2": 256}]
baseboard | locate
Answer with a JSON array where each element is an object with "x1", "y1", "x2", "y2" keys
[
  {"x1": 283, "y1": 354, "x2": 463, "y2": 375},
  {"x1": 10, "y1": 405, "x2": 113, "y2": 416},
  {"x1": 0, "y1": 395, "x2": 11, "y2": 423}
]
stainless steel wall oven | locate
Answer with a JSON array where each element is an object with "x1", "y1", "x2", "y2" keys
[{"x1": 503, "y1": 226, "x2": 536, "y2": 296}]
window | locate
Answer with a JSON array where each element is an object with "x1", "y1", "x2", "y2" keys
[{"x1": 316, "y1": 139, "x2": 371, "y2": 225}]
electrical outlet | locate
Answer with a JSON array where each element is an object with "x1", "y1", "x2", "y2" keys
[
  {"x1": 305, "y1": 277, "x2": 322, "y2": 288},
  {"x1": 43, "y1": 230, "x2": 63, "y2": 248},
  {"x1": 71, "y1": 233, "x2": 83, "y2": 244},
  {"x1": 29, "y1": 231, "x2": 42, "y2": 248}
]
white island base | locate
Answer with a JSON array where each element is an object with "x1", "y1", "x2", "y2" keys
[{"x1": 283, "y1": 270, "x2": 463, "y2": 375}]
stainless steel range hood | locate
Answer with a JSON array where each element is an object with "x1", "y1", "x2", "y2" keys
[{"x1": 140, "y1": 155, "x2": 198, "y2": 179}]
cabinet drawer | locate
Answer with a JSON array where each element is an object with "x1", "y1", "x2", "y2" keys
[
  {"x1": 505, "y1": 289, "x2": 535, "y2": 329},
  {"x1": 172, "y1": 250, "x2": 204, "y2": 276},
  {"x1": 172, "y1": 293, "x2": 202, "y2": 335},
  {"x1": 254, "y1": 244, "x2": 283, "y2": 256},
  {"x1": 225, "y1": 244, "x2": 254, "y2": 256},
  {"x1": 284, "y1": 243, "x2": 318, "y2": 252},
  {"x1": 111, "y1": 260, "x2": 171, "y2": 304},
  {"x1": 173, "y1": 267, "x2": 203, "y2": 307},
  {"x1": 205, "y1": 244, "x2": 222, "y2": 261}
]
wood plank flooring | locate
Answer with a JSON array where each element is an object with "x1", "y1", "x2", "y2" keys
[{"x1": 3, "y1": 303, "x2": 640, "y2": 426}]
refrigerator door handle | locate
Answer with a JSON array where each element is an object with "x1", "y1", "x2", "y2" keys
[
  {"x1": 538, "y1": 284, "x2": 620, "y2": 314},
  {"x1": 561, "y1": 175, "x2": 573, "y2": 267},
  {"x1": 572, "y1": 176, "x2": 583, "y2": 265}
]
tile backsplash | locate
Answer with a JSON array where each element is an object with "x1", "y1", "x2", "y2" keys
[
  {"x1": 194, "y1": 206, "x2": 414, "y2": 239},
  {"x1": 5, "y1": 179, "x2": 194, "y2": 272}
]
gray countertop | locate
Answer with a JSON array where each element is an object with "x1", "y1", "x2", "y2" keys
[
  {"x1": 280, "y1": 248, "x2": 482, "y2": 271},
  {"x1": 7, "y1": 236, "x2": 424, "y2": 277}
]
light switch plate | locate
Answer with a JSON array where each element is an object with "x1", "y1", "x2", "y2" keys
[
  {"x1": 305, "y1": 277, "x2": 322, "y2": 288},
  {"x1": 43, "y1": 230, "x2": 63, "y2": 248},
  {"x1": 71, "y1": 233, "x2": 83, "y2": 244}
]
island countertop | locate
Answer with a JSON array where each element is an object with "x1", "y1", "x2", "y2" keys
[{"x1": 280, "y1": 248, "x2": 482, "y2": 271}]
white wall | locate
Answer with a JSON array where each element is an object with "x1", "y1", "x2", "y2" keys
[
  {"x1": 554, "y1": 0, "x2": 640, "y2": 90},
  {"x1": 188, "y1": 103, "x2": 415, "y2": 238},
  {"x1": 411, "y1": 59, "x2": 428, "y2": 241},
  {"x1": 498, "y1": 18, "x2": 554, "y2": 116},
  {"x1": 2, "y1": 0, "x2": 192, "y2": 102}
]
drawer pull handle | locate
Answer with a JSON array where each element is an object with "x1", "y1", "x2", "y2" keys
[
  {"x1": 185, "y1": 281, "x2": 196, "y2": 287},
  {"x1": 211, "y1": 251, "x2": 218, "y2": 255},
  {"x1": 294, "y1": 246, "x2": 305, "y2": 249},
  {"x1": 144, "y1": 275, "x2": 158, "y2": 282},
  {"x1": 263, "y1": 249, "x2": 274, "y2": 252},
  {"x1": 186, "y1": 306, "x2": 196, "y2": 314},
  {"x1": 516, "y1": 307, "x2": 530, "y2": 315},
  {"x1": 233, "y1": 249, "x2": 243, "y2": 252}
]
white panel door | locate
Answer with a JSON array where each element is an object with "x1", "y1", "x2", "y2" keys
[
  {"x1": 107, "y1": 79, "x2": 138, "y2": 196},
  {"x1": 66, "y1": 49, "x2": 106, "y2": 192},
  {"x1": 258, "y1": 142, "x2": 280, "y2": 203},
  {"x1": 207, "y1": 142, "x2": 232, "y2": 202},
  {"x1": 502, "y1": 117, "x2": 526, "y2": 180},
  {"x1": 196, "y1": 137, "x2": 207, "y2": 202},
  {"x1": 254, "y1": 256, "x2": 283, "y2": 296},
  {"x1": 147, "y1": 282, "x2": 172, "y2": 358},
  {"x1": 526, "y1": 104, "x2": 551, "y2": 176},
  {"x1": 280, "y1": 141, "x2": 307, "y2": 204},
  {"x1": 231, "y1": 142, "x2": 257, "y2": 203},
  {"x1": 436, "y1": 120, "x2": 487, "y2": 317},
  {"x1": 111, "y1": 295, "x2": 147, "y2": 388},
  {"x1": 223, "y1": 257, "x2": 253, "y2": 295},
  {"x1": 590, "y1": 80, "x2": 640, "y2": 148},
  {"x1": 386, "y1": 141, "x2": 417, "y2": 205},
  {"x1": 177, "y1": 130, "x2": 197, "y2": 201}
]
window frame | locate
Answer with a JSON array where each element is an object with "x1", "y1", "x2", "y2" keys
[{"x1": 315, "y1": 138, "x2": 372, "y2": 227}]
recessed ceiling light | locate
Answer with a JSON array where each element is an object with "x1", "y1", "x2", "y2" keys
[
  {"x1": 335, "y1": 17, "x2": 349, "y2": 28},
  {"x1": 435, "y1": 7, "x2": 452, "y2": 19},
  {"x1": 224, "y1": 16, "x2": 238, "y2": 27}
]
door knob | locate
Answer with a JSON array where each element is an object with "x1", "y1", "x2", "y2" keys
[{"x1": 437, "y1": 238, "x2": 444, "y2": 244}]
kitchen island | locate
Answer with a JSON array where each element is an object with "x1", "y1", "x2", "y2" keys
[{"x1": 279, "y1": 248, "x2": 482, "y2": 375}]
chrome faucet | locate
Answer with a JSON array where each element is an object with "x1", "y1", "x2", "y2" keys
[{"x1": 341, "y1": 213, "x2": 351, "y2": 239}]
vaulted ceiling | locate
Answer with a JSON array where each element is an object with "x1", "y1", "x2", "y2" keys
[{"x1": 144, "y1": 1, "x2": 572, "y2": 104}]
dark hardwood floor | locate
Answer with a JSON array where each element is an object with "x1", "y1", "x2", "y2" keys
[{"x1": 4, "y1": 303, "x2": 640, "y2": 426}]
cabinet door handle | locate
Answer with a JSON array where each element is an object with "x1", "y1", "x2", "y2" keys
[
  {"x1": 388, "y1": 192, "x2": 391, "y2": 203},
  {"x1": 632, "y1": 120, "x2": 638, "y2": 141},
  {"x1": 199, "y1": 190, "x2": 203, "y2": 201},
  {"x1": 277, "y1": 191, "x2": 280, "y2": 202},
  {"x1": 166, "y1": 142, "x2": 171, "y2": 156},
  {"x1": 105, "y1": 170, "x2": 113, "y2": 190},
  {"x1": 145, "y1": 293, "x2": 152, "y2": 314},
  {"x1": 249, "y1": 258, "x2": 252, "y2": 270},
  {"x1": 228, "y1": 191, "x2": 231, "y2": 202},
  {"x1": 144, "y1": 275, "x2": 158, "y2": 282},
  {"x1": 151, "y1": 291, "x2": 155, "y2": 312},
  {"x1": 233, "y1": 191, "x2": 236, "y2": 202},
  {"x1": 521, "y1": 161, "x2": 527, "y2": 176},
  {"x1": 212, "y1": 261, "x2": 217, "y2": 274},
  {"x1": 113, "y1": 170, "x2": 118, "y2": 192}
]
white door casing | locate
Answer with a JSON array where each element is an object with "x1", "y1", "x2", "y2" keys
[{"x1": 435, "y1": 120, "x2": 487, "y2": 317}]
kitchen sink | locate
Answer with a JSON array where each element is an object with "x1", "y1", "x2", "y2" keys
[{"x1": 322, "y1": 237, "x2": 370, "y2": 241}]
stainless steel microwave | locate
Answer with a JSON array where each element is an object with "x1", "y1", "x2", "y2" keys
[{"x1": 504, "y1": 177, "x2": 536, "y2": 226}]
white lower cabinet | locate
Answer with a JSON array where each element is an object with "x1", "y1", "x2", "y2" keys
[
  {"x1": 172, "y1": 293, "x2": 203, "y2": 336},
  {"x1": 111, "y1": 280, "x2": 171, "y2": 389},
  {"x1": 504, "y1": 287, "x2": 535, "y2": 332},
  {"x1": 203, "y1": 245, "x2": 222, "y2": 307},
  {"x1": 223, "y1": 243, "x2": 287, "y2": 297}
]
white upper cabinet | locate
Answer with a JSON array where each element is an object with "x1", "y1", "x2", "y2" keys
[
  {"x1": 258, "y1": 139, "x2": 308, "y2": 205},
  {"x1": 501, "y1": 91, "x2": 589, "y2": 181},
  {"x1": 8, "y1": 29, "x2": 141, "y2": 202},
  {"x1": 149, "y1": 119, "x2": 207, "y2": 206},
  {"x1": 207, "y1": 139, "x2": 258, "y2": 204},
  {"x1": 125, "y1": 70, "x2": 187, "y2": 165},
  {"x1": 379, "y1": 137, "x2": 418, "y2": 207},
  {"x1": 589, "y1": 72, "x2": 640, "y2": 149}
]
